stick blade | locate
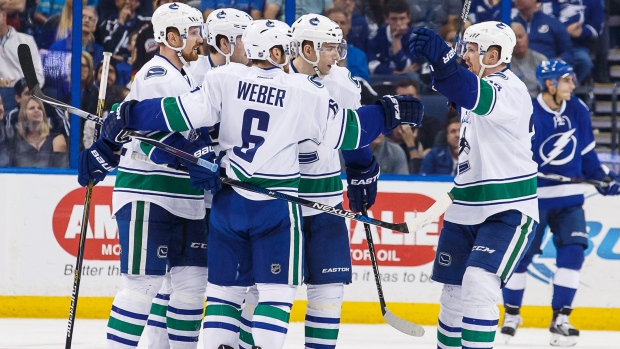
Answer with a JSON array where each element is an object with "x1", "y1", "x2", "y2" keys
[
  {"x1": 17, "y1": 44, "x2": 40, "y2": 90},
  {"x1": 383, "y1": 307, "x2": 425, "y2": 337}
]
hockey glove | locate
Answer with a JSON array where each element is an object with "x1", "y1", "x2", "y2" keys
[
  {"x1": 77, "y1": 138, "x2": 119, "y2": 186},
  {"x1": 180, "y1": 145, "x2": 222, "y2": 194},
  {"x1": 101, "y1": 100, "x2": 136, "y2": 150},
  {"x1": 408, "y1": 28, "x2": 459, "y2": 80},
  {"x1": 149, "y1": 132, "x2": 193, "y2": 170},
  {"x1": 376, "y1": 95, "x2": 424, "y2": 130},
  {"x1": 596, "y1": 171, "x2": 620, "y2": 196},
  {"x1": 346, "y1": 157, "x2": 380, "y2": 212}
]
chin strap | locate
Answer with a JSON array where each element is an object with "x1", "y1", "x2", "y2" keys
[
  {"x1": 477, "y1": 54, "x2": 502, "y2": 78},
  {"x1": 299, "y1": 50, "x2": 324, "y2": 78},
  {"x1": 213, "y1": 41, "x2": 234, "y2": 64},
  {"x1": 267, "y1": 54, "x2": 289, "y2": 69}
]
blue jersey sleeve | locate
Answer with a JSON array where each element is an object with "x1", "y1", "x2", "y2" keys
[
  {"x1": 575, "y1": 98, "x2": 604, "y2": 179},
  {"x1": 434, "y1": 65, "x2": 497, "y2": 114}
]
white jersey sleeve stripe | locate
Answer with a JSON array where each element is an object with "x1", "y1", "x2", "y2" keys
[{"x1": 580, "y1": 140, "x2": 596, "y2": 155}]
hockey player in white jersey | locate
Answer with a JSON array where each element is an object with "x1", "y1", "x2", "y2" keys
[
  {"x1": 78, "y1": 3, "x2": 214, "y2": 349},
  {"x1": 99, "y1": 19, "x2": 423, "y2": 349},
  {"x1": 500, "y1": 60, "x2": 620, "y2": 347},
  {"x1": 187, "y1": 8, "x2": 253, "y2": 81},
  {"x1": 237, "y1": 14, "x2": 379, "y2": 349},
  {"x1": 409, "y1": 21, "x2": 539, "y2": 348}
]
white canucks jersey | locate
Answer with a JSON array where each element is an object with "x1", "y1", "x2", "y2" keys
[
  {"x1": 445, "y1": 69, "x2": 539, "y2": 225},
  {"x1": 113, "y1": 54, "x2": 205, "y2": 219},
  {"x1": 186, "y1": 54, "x2": 214, "y2": 85},
  {"x1": 292, "y1": 64, "x2": 362, "y2": 216},
  {"x1": 152, "y1": 63, "x2": 367, "y2": 201}
]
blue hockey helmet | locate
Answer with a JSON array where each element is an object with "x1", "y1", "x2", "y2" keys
[{"x1": 536, "y1": 60, "x2": 574, "y2": 90}]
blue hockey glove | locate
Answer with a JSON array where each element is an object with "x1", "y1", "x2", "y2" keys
[
  {"x1": 149, "y1": 132, "x2": 194, "y2": 170},
  {"x1": 408, "y1": 28, "x2": 459, "y2": 79},
  {"x1": 376, "y1": 95, "x2": 424, "y2": 130},
  {"x1": 180, "y1": 145, "x2": 222, "y2": 194},
  {"x1": 346, "y1": 157, "x2": 380, "y2": 212},
  {"x1": 78, "y1": 138, "x2": 119, "y2": 186},
  {"x1": 597, "y1": 172, "x2": 620, "y2": 196},
  {"x1": 101, "y1": 101, "x2": 136, "y2": 150}
]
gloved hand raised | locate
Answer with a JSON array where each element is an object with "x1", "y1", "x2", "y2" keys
[
  {"x1": 346, "y1": 157, "x2": 380, "y2": 212},
  {"x1": 597, "y1": 172, "x2": 620, "y2": 196},
  {"x1": 100, "y1": 101, "x2": 136, "y2": 150},
  {"x1": 376, "y1": 95, "x2": 424, "y2": 130},
  {"x1": 78, "y1": 138, "x2": 119, "y2": 186},
  {"x1": 408, "y1": 28, "x2": 459, "y2": 79}
]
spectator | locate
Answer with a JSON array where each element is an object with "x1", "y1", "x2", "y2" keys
[
  {"x1": 3, "y1": 0, "x2": 30, "y2": 33},
  {"x1": 4, "y1": 78, "x2": 31, "y2": 137},
  {"x1": 511, "y1": 22, "x2": 547, "y2": 98},
  {"x1": 131, "y1": 0, "x2": 173, "y2": 74},
  {"x1": 96, "y1": 59, "x2": 117, "y2": 87},
  {"x1": 556, "y1": 0, "x2": 603, "y2": 83},
  {"x1": 406, "y1": 0, "x2": 460, "y2": 32},
  {"x1": 420, "y1": 116, "x2": 460, "y2": 175},
  {"x1": 326, "y1": 7, "x2": 369, "y2": 82},
  {"x1": 370, "y1": 133, "x2": 409, "y2": 175},
  {"x1": 38, "y1": 0, "x2": 80, "y2": 50},
  {"x1": 366, "y1": 0, "x2": 419, "y2": 77},
  {"x1": 33, "y1": 0, "x2": 64, "y2": 26},
  {"x1": 0, "y1": 3, "x2": 45, "y2": 88},
  {"x1": 0, "y1": 94, "x2": 9, "y2": 166},
  {"x1": 201, "y1": 0, "x2": 264, "y2": 20},
  {"x1": 80, "y1": 51, "x2": 98, "y2": 148},
  {"x1": 330, "y1": 0, "x2": 368, "y2": 52},
  {"x1": 263, "y1": 0, "x2": 331, "y2": 22},
  {"x1": 96, "y1": 0, "x2": 152, "y2": 23},
  {"x1": 49, "y1": 6, "x2": 103, "y2": 67},
  {"x1": 468, "y1": 0, "x2": 501, "y2": 24},
  {"x1": 512, "y1": 0, "x2": 574, "y2": 65},
  {"x1": 9, "y1": 96, "x2": 68, "y2": 168}
]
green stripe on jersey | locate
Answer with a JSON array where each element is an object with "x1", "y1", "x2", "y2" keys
[
  {"x1": 437, "y1": 330, "x2": 461, "y2": 347},
  {"x1": 305, "y1": 326, "x2": 339, "y2": 340},
  {"x1": 500, "y1": 216, "x2": 533, "y2": 281},
  {"x1": 231, "y1": 166, "x2": 300, "y2": 190},
  {"x1": 340, "y1": 109, "x2": 361, "y2": 150},
  {"x1": 254, "y1": 304, "x2": 291, "y2": 323},
  {"x1": 298, "y1": 175, "x2": 343, "y2": 194},
  {"x1": 139, "y1": 132, "x2": 168, "y2": 155},
  {"x1": 291, "y1": 203, "x2": 301, "y2": 285},
  {"x1": 131, "y1": 201, "x2": 145, "y2": 275},
  {"x1": 163, "y1": 97, "x2": 191, "y2": 132},
  {"x1": 116, "y1": 171, "x2": 203, "y2": 196},
  {"x1": 472, "y1": 79, "x2": 496, "y2": 116},
  {"x1": 205, "y1": 304, "x2": 241, "y2": 320},
  {"x1": 462, "y1": 328, "x2": 496, "y2": 343},
  {"x1": 450, "y1": 177, "x2": 536, "y2": 203}
]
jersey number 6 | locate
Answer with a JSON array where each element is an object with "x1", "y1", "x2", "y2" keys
[{"x1": 233, "y1": 109, "x2": 270, "y2": 163}]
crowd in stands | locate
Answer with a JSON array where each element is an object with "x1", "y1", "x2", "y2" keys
[{"x1": 0, "y1": 0, "x2": 615, "y2": 172}]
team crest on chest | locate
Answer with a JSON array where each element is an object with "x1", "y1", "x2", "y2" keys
[{"x1": 146, "y1": 66, "x2": 167, "y2": 79}]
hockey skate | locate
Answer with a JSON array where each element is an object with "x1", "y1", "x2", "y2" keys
[
  {"x1": 500, "y1": 305, "x2": 523, "y2": 343},
  {"x1": 549, "y1": 307, "x2": 579, "y2": 347}
]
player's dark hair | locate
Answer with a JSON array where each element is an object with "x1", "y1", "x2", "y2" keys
[
  {"x1": 395, "y1": 79, "x2": 419, "y2": 94},
  {"x1": 209, "y1": 34, "x2": 228, "y2": 54},
  {"x1": 488, "y1": 45, "x2": 503, "y2": 61},
  {"x1": 250, "y1": 45, "x2": 285, "y2": 65},
  {"x1": 384, "y1": 0, "x2": 410, "y2": 16}
]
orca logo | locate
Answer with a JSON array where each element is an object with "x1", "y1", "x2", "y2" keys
[
  {"x1": 168, "y1": 3, "x2": 179, "y2": 9},
  {"x1": 496, "y1": 22, "x2": 506, "y2": 29},
  {"x1": 309, "y1": 17, "x2": 320, "y2": 26},
  {"x1": 216, "y1": 10, "x2": 226, "y2": 19},
  {"x1": 266, "y1": 20, "x2": 275, "y2": 28},
  {"x1": 157, "y1": 245, "x2": 168, "y2": 258},
  {"x1": 145, "y1": 66, "x2": 167, "y2": 79},
  {"x1": 438, "y1": 252, "x2": 452, "y2": 266}
]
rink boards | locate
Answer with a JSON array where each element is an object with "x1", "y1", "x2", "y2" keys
[{"x1": 1, "y1": 172, "x2": 620, "y2": 330}]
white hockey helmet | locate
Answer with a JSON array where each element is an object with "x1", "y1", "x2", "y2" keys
[
  {"x1": 242, "y1": 19, "x2": 293, "y2": 68},
  {"x1": 206, "y1": 8, "x2": 253, "y2": 63},
  {"x1": 152, "y1": 2, "x2": 204, "y2": 66},
  {"x1": 291, "y1": 14, "x2": 347, "y2": 77},
  {"x1": 460, "y1": 21, "x2": 516, "y2": 77}
]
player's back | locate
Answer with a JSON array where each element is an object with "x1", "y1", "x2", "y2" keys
[{"x1": 205, "y1": 63, "x2": 332, "y2": 200}]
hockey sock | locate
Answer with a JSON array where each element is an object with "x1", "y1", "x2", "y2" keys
[
  {"x1": 202, "y1": 283, "x2": 246, "y2": 349},
  {"x1": 437, "y1": 284, "x2": 463, "y2": 349},
  {"x1": 461, "y1": 267, "x2": 500, "y2": 349},
  {"x1": 147, "y1": 273, "x2": 173, "y2": 349},
  {"x1": 502, "y1": 272, "x2": 527, "y2": 309},
  {"x1": 304, "y1": 283, "x2": 344, "y2": 349},
  {"x1": 239, "y1": 285, "x2": 259, "y2": 349},
  {"x1": 167, "y1": 266, "x2": 208, "y2": 349},
  {"x1": 253, "y1": 283, "x2": 297, "y2": 349},
  {"x1": 552, "y1": 245, "x2": 583, "y2": 310}
]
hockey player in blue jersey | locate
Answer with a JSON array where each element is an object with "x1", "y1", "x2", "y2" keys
[
  {"x1": 500, "y1": 60, "x2": 620, "y2": 347},
  {"x1": 409, "y1": 21, "x2": 539, "y2": 348}
]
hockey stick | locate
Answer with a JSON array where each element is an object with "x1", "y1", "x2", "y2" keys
[
  {"x1": 361, "y1": 204, "x2": 425, "y2": 337},
  {"x1": 404, "y1": 192, "x2": 453, "y2": 233},
  {"x1": 17, "y1": 44, "x2": 218, "y2": 173},
  {"x1": 130, "y1": 152, "x2": 410, "y2": 233},
  {"x1": 64, "y1": 50, "x2": 112, "y2": 349},
  {"x1": 537, "y1": 172, "x2": 610, "y2": 188},
  {"x1": 453, "y1": 0, "x2": 472, "y2": 51}
]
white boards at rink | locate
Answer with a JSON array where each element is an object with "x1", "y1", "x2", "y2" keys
[{"x1": 1, "y1": 172, "x2": 619, "y2": 330}]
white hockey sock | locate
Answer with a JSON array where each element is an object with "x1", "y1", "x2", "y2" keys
[
  {"x1": 461, "y1": 267, "x2": 500, "y2": 349},
  {"x1": 239, "y1": 285, "x2": 259, "y2": 349},
  {"x1": 147, "y1": 273, "x2": 173, "y2": 349},
  {"x1": 437, "y1": 284, "x2": 463, "y2": 349},
  {"x1": 305, "y1": 283, "x2": 344, "y2": 349},
  {"x1": 253, "y1": 283, "x2": 297, "y2": 349},
  {"x1": 107, "y1": 289, "x2": 154, "y2": 348},
  {"x1": 168, "y1": 266, "x2": 207, "y2": 349},
  {"x1": 202, "y1": 283, "x2": 246, "y2": 349}
]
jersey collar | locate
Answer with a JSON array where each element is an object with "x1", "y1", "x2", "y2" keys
[{"x1": 537, "y1": 93, "x2": 567, "y2": 115}]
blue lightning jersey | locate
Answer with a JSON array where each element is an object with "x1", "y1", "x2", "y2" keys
[{"x1": 532, "y1": 93, "x2": 604, "y2": 209}]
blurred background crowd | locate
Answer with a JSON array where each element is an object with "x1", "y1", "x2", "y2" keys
[{"x1": 0, "y1": 0, "x2": 619, "y2": 173}]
